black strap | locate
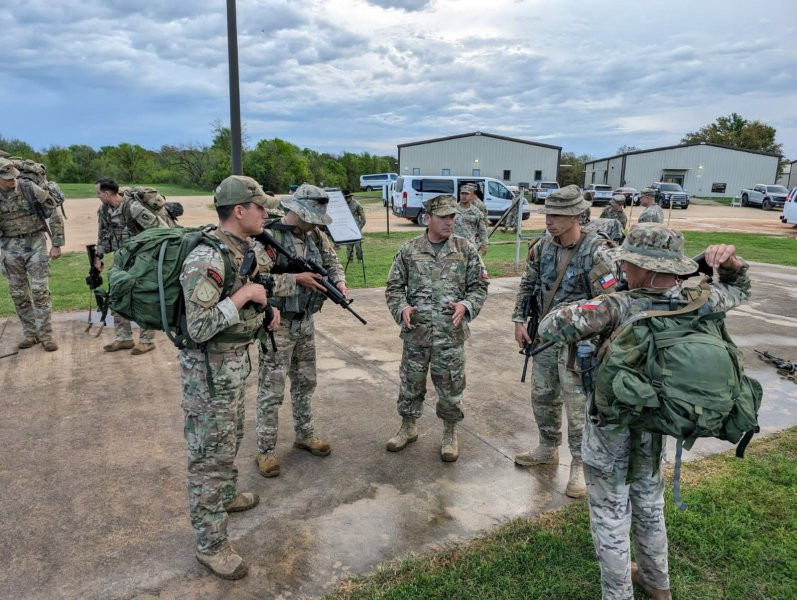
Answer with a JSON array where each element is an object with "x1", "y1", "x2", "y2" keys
[
  {"x1": 735, "y1": 427, "x2": 758, "y2": 458},
  {"x1": 673, "y1": 438, "x2": 688, "y2": 511}
]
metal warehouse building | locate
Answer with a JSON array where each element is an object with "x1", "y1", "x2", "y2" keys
[
  {"x1": 398, "y1": 132, "x2": 561, "y2": 186},
  {"x1": 584, "y1": 142, "x2": 781, "y2": 198}
]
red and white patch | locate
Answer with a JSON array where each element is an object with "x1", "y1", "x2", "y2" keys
[
  {"x1": 599, "y1": 273, "x2": 617, "y2": 289},
  {"x1": 266, "y1": 246, "x2": 277, "y2": 262},
  {"x1": 578, "y1": 300, "x2": 603, "y2": 310},
  {"x1": 206, "y1": 268, "x2": 223, "y2": 287},
  {"x1": 481, "y1": 268, "x2": 490, "y2": 279}
]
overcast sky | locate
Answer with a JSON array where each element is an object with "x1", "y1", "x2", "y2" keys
[{"x1": 3, "y1": 0, "x2": 796, "y2": 159}]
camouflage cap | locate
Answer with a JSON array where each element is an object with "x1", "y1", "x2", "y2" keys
[
  {"x1": 640, "y1": 187, "x2": 656, "y2": 197},
  {"x1": 539, "y1": 184, "x2": 591, "y2": 215},
  {"x1": 610, "y1": 194, "x2": 625, "y2": 206},
  {"x1": 460, "y1": 183, "x2": 477, "y2": 195},
  {"x1": 0, "y1": 157, "x2": 20, "y2": 180},
  {"x1": 280, "y1": 183, "x2": 332, "y2": 225},
  {"x1": 424, "y1": 194, "x2": 458, "y2": 216},
  {"x1": 609, "y1": 223, "x2": 698, "y2": 275},
  {"x1": 214, "y1": 175, "x2": 271, "y2": 208}
]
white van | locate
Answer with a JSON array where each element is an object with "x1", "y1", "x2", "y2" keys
[
  {"x1": 359, "y1": 173, "x2": 398, "y2": 191},
  {"x1": 391, "y1": 176, "x2": 529, "y2": 224}
]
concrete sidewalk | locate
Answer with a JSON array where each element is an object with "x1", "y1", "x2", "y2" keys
[{"x1": 1, "y1": 268, "x2": 795, "y2": 599}]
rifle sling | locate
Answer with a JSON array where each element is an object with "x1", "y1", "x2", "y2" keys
[{"x1": 540, "y1": 233, "x2": 587, "y2": 318}]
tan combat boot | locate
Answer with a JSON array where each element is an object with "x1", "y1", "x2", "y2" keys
[
  {"x1": 224, "y1": 492, "x2": 260, "y2": 513},
  {"x1": 386, "y1": 417, "x2": 418, "y2": 452},
  {"x1": 255, "y1": 451, "x2": 280, "y2": 477},
  {"x1": 17, "y1": 336, "x2": 38, "y2": 349},
  {"x1": 514, "y1": 444, "x2": 559, "y2": 466},
  {"x1": 195, "y1": 545, "x2": 247, "y2": 580},
  {"x1": 631, "y1": 562, "x2": 673, "y2": 599},
  {"x1": 294, "y1": 435, "x2": 331, "y2": 456},
  {"x1": 565, "y1": 458, "x2": 586, "y2": 499},
  {"x1": 104, "y1": 339, "x2": 134, "y2": 352},
  {"x1": 131, "y1": 342, "x2": 155, "y2": 355},
  {"x1": 441, "y1": 421, "x2": 459, "y2": 462}
]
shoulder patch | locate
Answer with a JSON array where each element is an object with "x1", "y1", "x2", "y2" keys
[
  {"x1": 599, "y1": 273, "x2": 617, "y2": 289},
  {"x1": 266, "y1": 246, "x2": 277, "y2": 262},
  {"x1": 206, "y1": 268, "x2": 223, "y2": 287},
  {"x1": 578, "y1": 299, "x2": 603, "y2": 310}
]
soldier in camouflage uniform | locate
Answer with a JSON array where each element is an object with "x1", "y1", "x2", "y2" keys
[
  {"x1": 385, "y1": 194, "x2": 489, "y2": 462},
  {"x1": 600, "y1": 195, "x2": 628, "y2": 229},
  {"x1": 94, "y1": 179, "x2": 175, "y2": 354},
  {"x1": 512, "y1": 185, "x2": 619, "y2": 498},
  {"x1": 254, "y1": 184, "x2": 348, "y2": 478},
  {"x1": 0, "y1": 158, "x2": 64, "y2": 351},
  {"x1": 180, "y1": 175, "x2": 290, "y2": 580},
  {"x1": 455, "y1": 184, "x2": 489, "y2": 254},
  {"x1": 344, "y1": 190, "x2": 366, "y2": 263},
  {"x1": 460, "y1": 182, "x2": 488, "y2": 218},
  {"x1": 637, "y1": 188, "x2": 663, "y2": 223},
  {"x1": 537, "y1": 223, "x2": 751, "y2": 600}
]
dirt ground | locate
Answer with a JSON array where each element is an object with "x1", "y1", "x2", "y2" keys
[{"x1": 58, "y1": 196, "x2": 796, "y2": 253}]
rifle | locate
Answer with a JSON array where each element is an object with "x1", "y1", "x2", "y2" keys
[
  {"x1": 240, "y1": 249, "x2": 278, "y2": 352},
  {"x1": 253, "y1": 229, "x2": 367, "y2": 325},
  {"x1": 519, "y1": 293, "x2": 542, "y2": 382},
  {"x1": 85, "y1": 244, "x2": 110, "y2": 336},
  {"x1": 755, "y1": 349, "x2": 796, "y2": 382}
]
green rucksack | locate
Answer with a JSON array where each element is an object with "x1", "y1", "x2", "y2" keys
[
  {"x1": 108, "y1": 226, "x2": 234, "y2": 348},
  {"x1": 593, "y1": 284, "x2": 762, "y2": 508}
]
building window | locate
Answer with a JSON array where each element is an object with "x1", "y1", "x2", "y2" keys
[
  {"x1": 472, "y1": 169, "x2": 480, "y2": 176},
  {"x1": 442, "y1": 168, "x2": 450, "y2": 176},
  {"x1": 503, "y1": 170, "x2": 511, "y2": 180},
  {"x1": 412, "y1": 168, "x2": 420, "y2": 175},
  {"x1": 534, "y1": 170, "x2": 542, "y2": 181}
]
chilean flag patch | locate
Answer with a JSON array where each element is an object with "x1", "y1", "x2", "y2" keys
[
  {"x1": 578, "y1": 300, "x2": 603, "y2": 310},
  {"x1": 599, "y1": 273, "x2": 617, "y2": 289},
  {"x1": 481, "y1": 268, "x2": 490, "y2": 279}
]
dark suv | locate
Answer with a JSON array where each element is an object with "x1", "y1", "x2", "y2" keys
[{"x1": 652, "y1": 182, "x2": 689, "y2": 209}]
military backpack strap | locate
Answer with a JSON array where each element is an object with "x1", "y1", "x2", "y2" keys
[
  {"x1": 19, "y1": 179, "x2": 53, "y2": 239},
  {"x1": 540, "y1": 232, "x2": 587, "y2": 318}
]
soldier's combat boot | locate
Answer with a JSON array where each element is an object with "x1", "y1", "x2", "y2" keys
[
  {"x1": 514, "y1": 444, "x2": 559, "y2": 467},
  {"x1": 195, "y1": 545, "x2": 247, "y2": 580},
  {"x1": 17, "y1": 336, "x2": 38, "y2": 349},
  {"x1": 441, "y1": 421, "x2": 459, "y2": 462},
  {"x1": 632, "y1": 562, "x2": 673, "y2": 599},
  {"x1": 255, "y1": 451, "x2": 280, "y2": 477},
  {"x1": 103, "y1": 339, "x2": 134, "y2": 352},
  {"x1": 386, "y1": 417, "x2": 418, "y2": 452},
  {"x1": 224, "y1": 492, "x2": 260, "y2": 513},
  {"x1": 565, "y1": 458, "x2": 586, "y2": 499},
  {"x1": 293, "y1": 435, "x2": 331, "y2": 456},
  {"x1": 41, "y1": 339, "x2": 58, "y2": 352},
  {"x1": 131, "y1": 342, "x2": 155, "y2": 355}
]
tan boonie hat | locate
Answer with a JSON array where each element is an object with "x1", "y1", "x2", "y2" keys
[
  {"x1": 640, "y1": 187, "x2": 656, "y2": 197},
  {"x1": 0, "y1": 157, "x2": 20, "y2": 180},
  {"x1": 424, "y1": 194, "x2": 457, "y2": 216},
  {"x1": 539, "y1": 184, "x2": 591, "y2": 215},
  {"x1": 610, "y1": 194, "x2": 625, "y2": 206},
  {"x1": 609, "y1": 223, "x2": 698, "y2": 275},
  {"x1": 214, "y1": 175, "x2": 270, "y2": 208},
  {"x1": 280, "y1": 183, "x2": 332, "y2": 225},
  {"x1": 460, "y1": 183, "x2": 477, "y2": 194}
]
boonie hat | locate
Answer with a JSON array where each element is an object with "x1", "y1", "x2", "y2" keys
[
  {"x1": 214, "y1": 175, "x2": 270, "y2": 208},
  {"x1": 640, "y1": 187, "x2": 656, "y2": 197},
  {"x1": 0, "y1": 157, "x2": 20, "y2": 180},
  {"x1": 539, "y1": 184, "x2": 591, "y2": 215},
  {"x1": 280, "y1": 183, "x2": 332, "y2": 225},
  {"x1": 424, "y1": 194, "x2": 458, "y2": 216},
  {"x1": 610, "y1": 194, "x2": 625, "y2": 206},
  {"x1": 609, "y1": 223, "x2": 698, "y2": 276}
]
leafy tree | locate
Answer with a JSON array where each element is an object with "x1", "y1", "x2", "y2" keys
[
  {"x1": 97, "y1": 143, "x2": 155, "y2": 183},
  {"x1": 160, "y1": 143, "x2": 211, "y2": 187},
  {"x1": 558, "y1": 152, "x2": 592, "y2": 187},
  {"x1": 245, "y1": 138, "x2": 310, "y2": 193},
  {"x1": 0, "y1": 135, "x2": 40, "y2": 160},
  {"x1": 681, "y1": 113, "x2": 782, "y2": 155},
  {"x1": 41, "y1": 146, "x2": 78, "y2": 182},
  {"x1": 616, "y1": 145, "x2": 640, "y2": 154}
]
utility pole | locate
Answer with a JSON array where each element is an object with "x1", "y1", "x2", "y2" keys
[{"x1": 226, "y1": 0, "x2": 242, "y2": 174}]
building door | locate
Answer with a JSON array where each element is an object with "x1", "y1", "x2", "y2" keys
[{"x1": 661, "y1": 171, "x2": 685, "y2": 186}]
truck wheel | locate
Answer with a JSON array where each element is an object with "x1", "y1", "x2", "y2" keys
[
  {"x1": 762, "y1": 198, "x2": 772, "y2": 211},
  {"x1": 365, "y1": 186, "x2": 372, "y2": 192},
  {"x1": 741, "y1": 194, "x2": 749, "y2": 207}
]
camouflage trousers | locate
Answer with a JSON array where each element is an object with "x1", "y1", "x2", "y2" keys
[
  {"x1": 530, "y1": 342, "x2": 585, "y2": 458},
  {"x1": 583, "y1": 420, "x2": 669, "y2": 599},
  {"x1": 0, "y1": 233, "x2": 54, "y2": 341},
  {"x1": 112, "y1": 310, "x2": 154, "y2": 343},
  {"x1": 255, "y1": 318, "x2": 317, "y2": 454},
  {"x1": 397, "y1": 341, "x2": 465, "y2": 422},
  {"x1": 180, "y1": 345, "x2": 252, "y2": 554},
  {"x1": 345, "y1": 241, "x2": 363, "y2": 263}
]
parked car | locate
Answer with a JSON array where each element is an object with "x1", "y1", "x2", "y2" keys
[
  {"x1": 613, "y1": 187, "x2": 638, "y2": 207},
  {"x1": 740, "y1": 184, "x2": 789, "y2": 210},
  {"x1": 780, "y1": 187, "x2": 797, "y2": 225},
  {"x1": 359, "y1": 172, "x2": 398, "y2": 191},
  {"x1": 530, "y1": 181, "x2": 560, "y2": 204},
  {"x1": 391, "y1": 175, "x2": 529, "y2": 224},
  {"x1": 651, "y1": 182, "x2": 689, "y2": 209},
  {"x1": 583, "y1": 184, "x2": 613, "y2": 206}
]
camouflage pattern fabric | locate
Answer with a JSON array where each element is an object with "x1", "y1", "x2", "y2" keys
[
  {"x1": 472, "y1": 197, "x2": 488, "y2": 218},
  {"x1": 599, "y1": 206, "x2": 628, "y2": 229},
  {"x1": 609, "y1": 223, "x2": 697, "y2": 275},
  {"x1": 112, "y1": 312, "x2": 155, "y2": 343},
  {"x1": 537, "y1": 261, "x2": 752, "y2": 599},
  {"x1": 255, "y1": 318, "x2": 317, "y2": 453},
  {"x1": 637, "y1": 203, "x2": 664, "y2": 223},
  {"x1": 397, "y1": 341, "x2": 465, "y2": 422},
  {"x1": 454, "y1": 203, "x2": 489, "y2": 251},
  {"x1": 121, "y1": 195, "x2": 173, "y2": 236},
  {"x1": 579, "y1": 206, "x2": 591, "y2": 226},
  {"x1": 96, "y1": 202, "x2": 131, "y2": 255},
  {"x1": 346, "y1": 196, "x2": 366, "y2": 230}
]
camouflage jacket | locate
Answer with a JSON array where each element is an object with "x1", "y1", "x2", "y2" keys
[
  {"x1": 346, "y1": 197, "x2": 366, "y2": 230},
  {"x1": 473, "y1": 197, "x2": 488, "y2": 218},
  {"x1": 599, "y1": 206, "x2": 628, "y2": 229},
  {"x1": 96, "y1": 203, "x2": 130, "y2": 254},
  {"x1": 454, "y1": 203, "x2": 489, "y2": 250},
  {"x1": 385, "y1": 233, "x2": 489, "y2": 347},
  {"x1": 0, "y1": 180, "x2": 65, "y2": 246},
  {"x1": 638, "y1": 204, "x2": 664, "y2": 223},
  {"x1": 120, "y1": 196, "x2": 173, "y2": 236},
  {"x1": 512, "y1": 231, "x2": 618, "y2": 321}
]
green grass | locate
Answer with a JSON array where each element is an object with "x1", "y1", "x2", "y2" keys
[
  {"x1": 692, "y1": 196, "x2": 734, "y2": 206},
  {"x1": 352, "y1": 190, "x2": 388, "y2": 205},
  {"x1": 328, "y1": 428, "x2": 797, "y2": 600},
  {"x1": 1, "y1": 230, "x2": 795, "y2": 316},
  {"x1": 58, "y1": 183, "x2": 209, "y2": 199}
]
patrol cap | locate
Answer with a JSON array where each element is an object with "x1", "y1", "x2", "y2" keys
[
  {"x1": 640, "y1": 187, "x2": 656, "y2": 198},
  {"x1": 280, "y1": 183, "x2": 332, "y2": 225},
  {"x1": 214, "y1": 175, "x2": 270, "y2": 208},
  {"x1": 610, "y1": 223, "x2": 698, "y2": 275},
  {"x1": 424, "y1": 194, "x2": 457, "y2": 216},
  {"x1": 539, "y1": 184, "x2": 591, "y2": 216},
  {"x1": 460, "y1": 183, "x2": 477, "y2": 195},
  {"x1": 0, "y1": 157, "x2": 20, "y2": 180},
  {"x1": 610, "y1": 194, "x2": 625, "y2": 206}
]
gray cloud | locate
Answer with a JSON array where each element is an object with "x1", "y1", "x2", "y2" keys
[{"x1": 365, "y1": 0, "x2": 434, "y2": 11}]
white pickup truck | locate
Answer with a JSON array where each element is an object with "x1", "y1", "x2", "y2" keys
[{"x1": 740, "y1": 184, "x2": 789, "y2": 210}]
